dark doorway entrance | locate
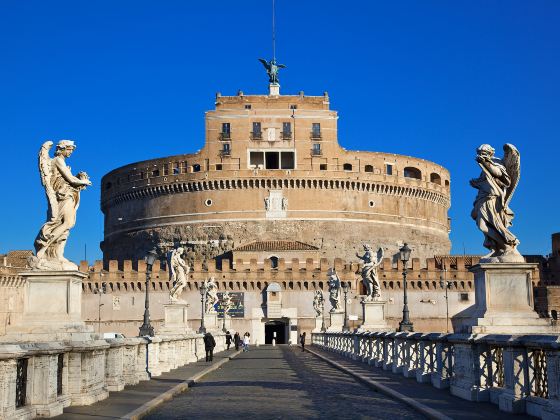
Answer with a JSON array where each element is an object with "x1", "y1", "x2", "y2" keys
[{"x1": 265, "y1": 320, "x2": 286, "y2": 344}]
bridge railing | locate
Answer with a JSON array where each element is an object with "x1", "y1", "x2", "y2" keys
[
  {"x1": 0, "y1": 332, "x2": 226, "y2": 420},
  {"x1": 312, "y1": 331, "x2": 560, "y2": 419}
]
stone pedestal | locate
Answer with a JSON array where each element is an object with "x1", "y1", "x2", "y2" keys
[
  {"x1": 313, "y1": 316, "x2": 325, "y2": 332},
  {"x1": 269, "y1": 83, "x2": 280, "y2": 96},
  {"x1": 356, "y1": 300, "x2": 392, "y2": 332},
  {"x1": 205, "y1": 312, "x2": 219, "y2": 331},
  {"x1": 327, "y1": 312, "x2": 344, "y2": 331},
  {"x1": 455, "y1": 263, "x2": 551, "y2": 334},
  {"x1": 158, "y1": 303, "x2": 191, "y2": 335},
  {"x1": 2, "y1": 270, "x2": 94, "y2": 342}
]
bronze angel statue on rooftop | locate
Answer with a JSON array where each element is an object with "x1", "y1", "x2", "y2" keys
[
  {"x1": 258, "y1": 58, "x2": 286, "y2": 84},
  {"x1": 29, "y1": 140, "x2": 91, "y2": 271},
  {"x1": 470, "y1": 143, "x2": 523, "y2": 263}
]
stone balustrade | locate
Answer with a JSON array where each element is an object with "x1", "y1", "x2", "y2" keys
[
  {"x1": 312, "y1": 331, "x2": 560, "y2": 419},
  {"x1": 0, "y1": 333, "x2": 225, "y2": 420}
]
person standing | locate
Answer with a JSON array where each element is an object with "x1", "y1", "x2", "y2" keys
[
  {"x1": 203, "y1": 332, "x2": 216, "y2": 362},
  {"x1": 300, "y1": 332, "x2": 306, "y2": 352},
  {"x1": 225, "y1": 331, "x2": 232, "y2": 350},
  {"x1": 243, "y1": 332, "x2": 250, "y2": 352},
  {"x1": 234, "y1": 332, "x2": 241, "y2": 351}
]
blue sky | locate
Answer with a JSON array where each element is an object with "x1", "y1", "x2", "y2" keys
[{"x1": 0, "y1": 1, "x2": 558, "y2": 263}]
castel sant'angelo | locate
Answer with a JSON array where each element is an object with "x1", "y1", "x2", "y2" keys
[{"x1": 100, "y1": 75, "x2": 451, "y2": 267}]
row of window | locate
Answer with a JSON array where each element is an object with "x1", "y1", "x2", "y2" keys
[{"x1": 220, "y1": 122, "x2": 321, "y2": 140}]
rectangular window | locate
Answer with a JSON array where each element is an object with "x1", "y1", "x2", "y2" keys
[
  {"x1": 312, "y1": 123, "x2": 321, "y2": 137},
  {"x1": 162, "y1": 164, "x2": 169, "y2": 176},
  {"x1": 216, "y1": 164, "x2": 223, "y2": 171},
  {"x1": 221, "y1": 123, "x2": 231, "y2": 140},
  {"x1": 249, "y1": 151, "x2": 264, "y2": 168},
  {"x1": 222, "y1": 143, "x2": 231, "y2": 153},
  {"x1": 280, "y1": 152, "x2": 295, "y2": 169},
  {"x1": 386, "y1": 164, "x2": 393, "y2": 175},
  {"x1": 245, "y1": 104, "x2": 252, "y2": 109},
  {"x1": 265, "y1": 151, "x2": 280, "y2": 169},
  {"x1": 290, "y1": 104, "x2": 297, "y2": 110},
  {"x1": 173, "y1": 162, "x2": 180, "y2": 175},
  {"x1": 151, "y1": 168, "x2": 160, "y2": 177},
  {"x1": 320, "y1": 163, "x2": 327, "y2": 170},
  {"x1": 282, "y1": 122, "x2": 292, "y2": 139},
  {"x1": 253, "y1": 122, "x2": 261, "y2": 134},
  {"x1": 312, "y1": 143, "x2": 321, "y2": 155}
]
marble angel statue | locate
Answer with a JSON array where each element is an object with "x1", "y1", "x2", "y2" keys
[
  {"x1": 169, "y1": 247, "x2": 189, "y2": 302},
  {"x1": 312, "y1": 290, "x2": 324, "y2": 317},
  {"x1": 356, "y1": 244, "x2": 384, "y2": 300},
  {"x1": 327, "y1": 269, "x2": 342, "y2": 313},
  {"x1": 470, "y1": 143, "x2": 523, "y2": 262},
  {"x1": 204, "y1": 277, "x2": 219, "y2": 313},
  {"x1": 29, "y1": 140, "x2": 91, "y2": 271}
]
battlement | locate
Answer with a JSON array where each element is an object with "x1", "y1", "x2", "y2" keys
[{"x1": 81, "y1": 254, "x2": 541, "y2": 295}]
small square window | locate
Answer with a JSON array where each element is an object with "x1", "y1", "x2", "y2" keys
[
  {"x1": 320, "y1": 164, "x2": 327, "y2": 171},
  {"x1": 245, "y1": 104, "x2": 252, "y2": 109},
  {"x1": 216, "y1": 164, "x2": 223, "y2": 171},
  {"x1": 290, "y1": 104, "x2": 298, "y2": 110},
  {"x1": 460, "y1": 293, "x2": 469, "y2": 301}
]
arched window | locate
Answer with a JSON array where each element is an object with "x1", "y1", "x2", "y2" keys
[
  {"x1": 364, "y1": 165, "x2": 373, "y2": 173},
  {"x1": 343, "y1": 163, "x2": 352, "y2": 171},
  {"x1": 269, "y1": 256, "x2": 279, "y2": 269},
  {"x1": 430, "y1": 173, "x2": 441, "y2": 184},
  {"x1": 403, "y1": 167, "x2": 422, "y2": 180}
]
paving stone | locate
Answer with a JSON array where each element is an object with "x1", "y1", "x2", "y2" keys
[{"x1": 145, "y1": 346, "x2": 424, "y2": 419}]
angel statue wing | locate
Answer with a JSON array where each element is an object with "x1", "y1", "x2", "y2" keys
[
  {"x1": 38, "y1": 141, "x2": 58, "y2": 219},
  {"x1": 376, "y1": 247, "x2": 384, "y2": 265},
  {"x1": 258, "y1": 58, "x2": 270, "y2": 71},
  {"x1": 502, "y1": 143, "x2": 520, "y2": 209}
]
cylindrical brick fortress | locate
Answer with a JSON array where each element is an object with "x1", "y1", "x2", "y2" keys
[{"x1": 100, "y1": 90, "x2": 451, "y2": 265}]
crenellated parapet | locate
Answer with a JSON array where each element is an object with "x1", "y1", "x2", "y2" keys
[{"x1": 78, "y1": 254, "x2": 541, "y2": 295}]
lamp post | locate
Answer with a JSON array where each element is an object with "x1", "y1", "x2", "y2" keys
[
  {"x1": 139, "y1": 248, "x2": 158, "y2": 337},
  {"x1": 199, "y1": 282, "x2": 207, "y2": 334},
  {"x1": 94, "y1": 279, "x2": 106, "y2": 334},
  {"x1": 398, "y1": 243, "x2": 414, "y2": 332},
  {"x1": 439, "y1": 262, "x2": 451, "y2": 333},
  {"x1": 320, "y1": 291, "x2": 326, "y2": 332},
  {"x1": 342, "y1": 282, "x2": 350, "y2": 332}
]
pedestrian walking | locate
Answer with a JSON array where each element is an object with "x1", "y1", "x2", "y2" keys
[
  {"x1": 300, "y1": 332, "x2": 306, "y2": 352},
  {"x1": 225, "y1": 331, "x2": 232, "y2": 350},
  {"x1": 243, "y1": 332, "x2": 250, "y2": 352},
  {"x1": 234, "y1": 332, "x2": 241, "y2": 351},
  {"x1": 203, "y1": 332, "x2": 216, "y2": 362}
]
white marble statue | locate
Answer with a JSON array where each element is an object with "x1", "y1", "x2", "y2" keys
[
  {"x1": 470, "y1": 143, "x2": 523, "y2": 263},
  {"x1": 327, "y1": 269, "x2": 342, "y2": 313},
  {"x1": 313, "y1": 290, "x2": 324, "y2": 317},
  {"x1": 204, "y1": 277, "x2": 219, "y2": 313},
  {"x1": 169, "y1": 247, "x2": 189, "y2": 302},
  {"x1": 221, "y1": 291, "x2": 234, "y2": 316},
  {"x1": 29, "y1": 140, "x2": 92, "y2": 271},
  {"x1": 356, "y1": 244, "x2": 384, "y2": 301}
]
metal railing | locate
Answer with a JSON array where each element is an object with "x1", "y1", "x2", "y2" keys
[
  {"x1": 219, "y1": 132, "x2": 231, "y2": 141},
  {"x1": 312, "y1": 331, "x2": 560, "y2": 419},
  {"x1": 250, "y1": 131, "x2": 262, "y2": 140}
]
